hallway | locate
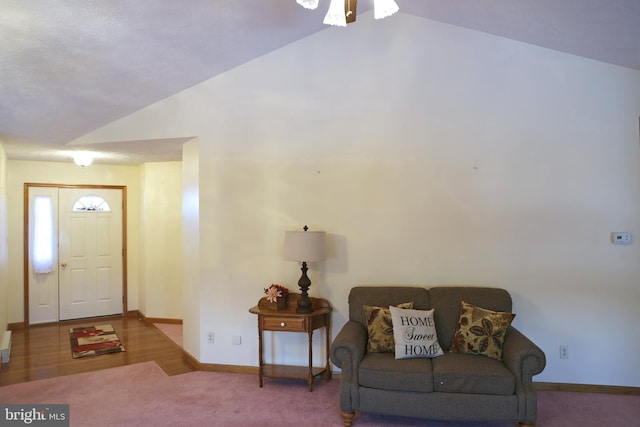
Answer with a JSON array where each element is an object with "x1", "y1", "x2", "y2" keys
[{"x1": 0, "y1": 315, "x2": 194, "y2": 386}]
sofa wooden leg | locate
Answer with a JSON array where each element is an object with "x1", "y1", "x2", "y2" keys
[
  {"x1": 519, "y1": 423, "x2": 535, "y2": 427},
  {"x1": 340, "y1": 411, "x2": 355, "y2": 426}
]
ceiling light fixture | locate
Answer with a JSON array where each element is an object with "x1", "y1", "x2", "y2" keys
[
  {"x1": 373, "y1": 0, "x2": 399, "y2": 20},
  {"x1": 297, "y1": 0, "x2": 399, "y2": 26},
  {"x1": 297, "y1": 0, "x2": 320, "y2": 9},
  {"x1": 73, "y1": 151, "x2": 93, "y2": 167}
]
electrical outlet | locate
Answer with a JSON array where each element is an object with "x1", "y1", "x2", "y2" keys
[
  {"x1": 207, "y1": 332, "x2": 214, "y2": 344},
  {"x1": 559, "y1": 345, "x2": 568, "y2": 359}
]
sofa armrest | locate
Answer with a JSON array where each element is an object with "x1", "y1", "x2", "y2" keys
[
  {"x1": 502, "y1": 326, "x2": 546, "y2": 424},
  {"x1": 502, "y1": 326, "x2": 546, "y2": 382},
  {"x1": 331, "y1": 320, "x2": 367, "y2": 370},
  {"x1": 330, "y1": 320, "x2": 368, "y2": 413}
]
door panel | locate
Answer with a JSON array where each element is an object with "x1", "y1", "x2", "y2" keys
[{"x1": 69, "y1": 216, "x2": 88, "y2": 305}]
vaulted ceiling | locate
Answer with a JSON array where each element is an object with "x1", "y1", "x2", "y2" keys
[{"x1": 1, "y1": 0, "x2": 639, "y2": 164}]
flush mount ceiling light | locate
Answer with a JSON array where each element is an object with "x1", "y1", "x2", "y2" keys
[
  {"x1": 73, "y1": 151, "x2": 93, "y2": 167},
  {"x1": 297, "y1": 0, "x2": 399, "y2": 27}
]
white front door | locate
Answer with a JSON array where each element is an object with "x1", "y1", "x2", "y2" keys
[
  {"x1": 27, "y1": 186, "x2": 124, "y2": 324},
  {"x1": 58, "y1": 188, "x2": 123, "y2": 320}
]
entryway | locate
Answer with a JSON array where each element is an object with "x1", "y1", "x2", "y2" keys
[
  {"x1": 0, "y1": 316, "x2": 195, "y2": 386},
  {"x1": 24, "y1": 184, "x2": 127, "y2": 325}
]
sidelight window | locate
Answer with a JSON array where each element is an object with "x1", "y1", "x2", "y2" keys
[{"x1": 33, "y1": 196, "x2": 55, "y2": 274}]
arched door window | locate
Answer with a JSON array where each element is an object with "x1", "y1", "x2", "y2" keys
[{"x1": 72, "y1": 195, "x2": 111, "y2": 212}]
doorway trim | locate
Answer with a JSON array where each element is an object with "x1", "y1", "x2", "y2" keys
[{"x1": 23, "y1": 183, "x2": 128, "y2": 327}]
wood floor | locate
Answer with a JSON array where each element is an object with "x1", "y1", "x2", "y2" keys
[{"x1": 0, "y1": 314, "x2": 196, "y2": 387}]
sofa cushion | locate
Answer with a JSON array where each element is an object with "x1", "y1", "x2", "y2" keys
[
  {"x1": 432, "y1": 352, "x2": 515, "y2": 395},
  {"x1": 389, "y1": 306, "x2": 444, "y2": 359},
  {"x1": 363, "y1": 302, "x2": 413, "y2": 353},
  {"x1": 359, "y1": 352, "x2": 434, "y2": 393},
  {"x1": 451, "y1": 301, "x2": 515, "y2": 361}
]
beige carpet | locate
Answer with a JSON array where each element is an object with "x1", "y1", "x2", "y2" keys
[{"x1": 1, "y1": 360, "x2": 638, "y2": 426}]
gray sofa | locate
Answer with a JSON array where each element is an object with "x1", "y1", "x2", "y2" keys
[{"x1": 330, "y1": 286, "x2": 546, "y2": 427}]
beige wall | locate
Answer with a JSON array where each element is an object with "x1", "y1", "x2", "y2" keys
[
  {"x1": 0, "y1": 143, "x2": 8, "y2": 336},
  {"x1": 181, "y1": 139, "x2": 200, "y2": 359},
  {"x1": 139, "y1": 162, "x2": 183, "y2": 319},
  {"x1": 5, "y1": 160, "x2": 184, "y2": 324},
  {"x1": 70, "y1": 13, "x2": 640, "y2": 386}
]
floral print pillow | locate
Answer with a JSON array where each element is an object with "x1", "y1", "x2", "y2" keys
[
  {"x1": 451, "y1": 300, "x2": 515, "y2": 361},
  {"x1": 363, "y1": 302, "x2": 413, "y2": 353}
]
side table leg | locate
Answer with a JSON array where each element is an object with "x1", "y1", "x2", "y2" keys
[
  {"x1": 325, "y1": 319, "x2": 332, "y2": 381},
  {"x1": 258, "y1": 322, "x2": 264, "y2": 388},
  {"x1": 308, "y1": 329, "x2": 313, "y2": 392}
]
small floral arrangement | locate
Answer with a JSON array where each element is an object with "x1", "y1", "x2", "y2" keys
[{"x1": 264, "y1": 284, "x2": 289, "y2": 303}]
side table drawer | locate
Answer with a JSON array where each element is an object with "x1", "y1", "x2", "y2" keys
[{"x1": 262, "y1": 316, "x2": 306, "y2": 332}]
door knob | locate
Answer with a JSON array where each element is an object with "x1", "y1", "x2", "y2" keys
[{"x1": 61, "y1": 262, "x2": 68, "y2": 268}]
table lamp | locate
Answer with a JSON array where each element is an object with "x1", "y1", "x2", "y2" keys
[{"x1": 284, "y1": 225, "x2": 326, "y2": 313}]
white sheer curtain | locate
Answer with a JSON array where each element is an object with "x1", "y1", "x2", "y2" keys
[{"x1": 33, "y1": 195, "x2": 55, "y2": 274}]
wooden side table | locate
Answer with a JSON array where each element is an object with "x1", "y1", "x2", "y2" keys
[{"x1": 249, "y1": 293, "x2": 332, "y2": 392}]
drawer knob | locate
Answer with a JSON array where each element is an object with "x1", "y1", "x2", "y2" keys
[{"x1": 280, "y1": 322, "x2": 286, "y2": 327}]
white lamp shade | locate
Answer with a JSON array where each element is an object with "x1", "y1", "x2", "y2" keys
[{"x1": 284, "y1": 230, "x2": 326, "y2": 262}]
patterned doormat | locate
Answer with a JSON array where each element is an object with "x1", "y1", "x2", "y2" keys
[{"x1": 69, "y1": 324, "x2": 126, "y2": 359}]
